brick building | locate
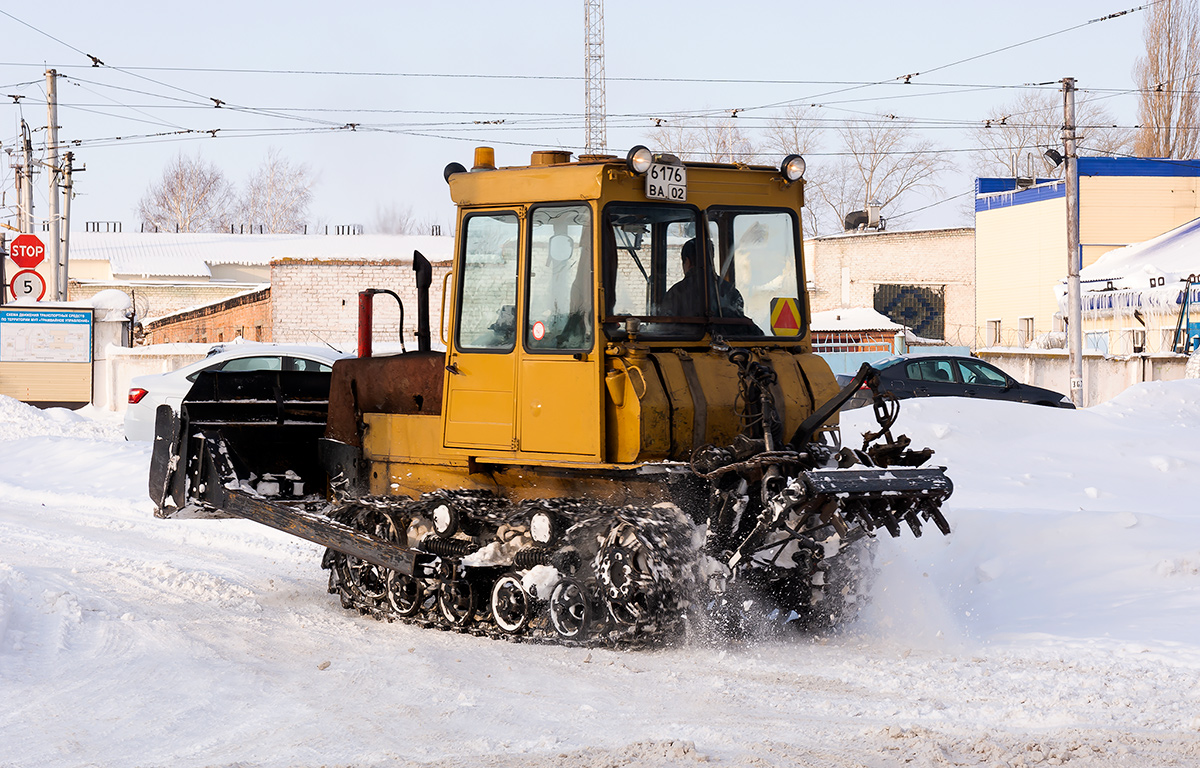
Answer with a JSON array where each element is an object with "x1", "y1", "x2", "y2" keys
[
  {"x1": 141, "y1": 287, "x2": 272, "y2": 345},
  {"x1": 807, "y1": 227, "x2": 975, "y2": 346},
  {"x1": 270, "y1": 257, "x2": 453, "y2": 349}
]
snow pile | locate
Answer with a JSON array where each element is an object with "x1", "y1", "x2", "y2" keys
[
  {"x1": 0, "y1": 396, "x2": 124, "y2": 442},
  {"x1": 843, "y1": 379, "x2": 1200, "y2": 649},
  {"x1": 2, "y1": 386, "x2": 1200, "y2": 766}
]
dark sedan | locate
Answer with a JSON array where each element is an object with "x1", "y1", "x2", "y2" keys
[{"x1": 835, "y1": 355, "x2": 1075, "y2": 410}]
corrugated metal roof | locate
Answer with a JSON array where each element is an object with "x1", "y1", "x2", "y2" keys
[{"x1": 69, "y1": 232, "x2": 455, "y2": 278}]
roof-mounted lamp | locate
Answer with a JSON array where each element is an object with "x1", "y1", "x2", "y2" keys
[{"x1": 780, "y1": 154, "x2": 806, "y2": 182}]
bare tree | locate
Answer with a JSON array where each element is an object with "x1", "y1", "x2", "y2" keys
[
  {"x1": 238, "y1": 149, "x2": 314, "y2": 233},
  {"x1": 763, "y1": 105, "x2": 822, "y2": 160},
  {"x1": 971, "y1": 90, "x2": 1135, "y2": 178},
  {"x1": 137, "y1": 152, "x2": 235, "y2": 233},
  {"x1": 1134, "y1": 0, "x2": 1200, "y2": 158},
  {"x1": 371, "y1": 203, "x2": 446, "y2": 235},
  {"x1": 814, "y1": 117, "x2": 954, "y2": 232},
  {"x1": 372, "y1": 203, "x2": 420, "y2": 235},
  {"x1": 763, "y1": 105, "x2": 825, "y2": 237},
  {"x1": 648, "y1": 115, "x2": 756, "y2": 164}
]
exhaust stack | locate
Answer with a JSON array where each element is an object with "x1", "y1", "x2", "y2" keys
[{"x1": 413, "y1": 250, "x2": 432, "y2": 353}]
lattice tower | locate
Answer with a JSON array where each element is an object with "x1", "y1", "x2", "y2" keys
[{"x1": 584, "y1": 0, "x2": 607, "y2": 153}]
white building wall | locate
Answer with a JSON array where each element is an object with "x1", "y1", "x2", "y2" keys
[{"x1": 271, "y1": 258, "x2": 453, "y2": 350}]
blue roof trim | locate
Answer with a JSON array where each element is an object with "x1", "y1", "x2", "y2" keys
[
  {"x1": 976, "y1": 177, "x2": 1056, "y2": 195},
  {"x1": 975, "y1": 181, "x2": 1064, "y2": 212},
  {"x1": 1078, "y1": 156, "x2": 1200, "y2": 177},
  {"x1": 977, "y1": 157, "x2": 1200, "y2": 213}
]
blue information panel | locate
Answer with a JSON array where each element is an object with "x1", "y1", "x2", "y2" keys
[{"x1": 0, "y1": 308, "x2": 93, "y2": 363}]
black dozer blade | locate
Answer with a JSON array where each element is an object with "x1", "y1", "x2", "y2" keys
[{"x1": 147, "y1": 368, "x2": 421, "y2": 575}]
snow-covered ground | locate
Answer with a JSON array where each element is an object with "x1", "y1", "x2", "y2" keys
[{"x1": 2, "y1": 384, "x2": 1199, "y2": 767}]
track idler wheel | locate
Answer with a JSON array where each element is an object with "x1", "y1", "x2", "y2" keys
[
  {"x1": 438, "y1": 578, "x2": 476, "y2": 627},
  {"x1": 327, "y1": 555, "x2": 357, "y2": 610},
  {"x1": 598, "y1": 523, "x2": 664, "y2": 628},
  {"x1": 490, "y1": 574, "x2": 532, "y2": 634},
  {"x1": 386, "y1": 571, "x2": 425, "y2": 618},
  {"x1": 345, "y1": 554, "x2": 388, "y2": 603},
  {"x1": 549, "y1": 577, "x2": 593, "y2": 640}
]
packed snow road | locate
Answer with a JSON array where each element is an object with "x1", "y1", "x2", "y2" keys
[{"x1": 1, "y1": 385, "x2": 1198, "y2": 767}]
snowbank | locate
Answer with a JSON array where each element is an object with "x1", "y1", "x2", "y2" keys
[{"x1": 2, "y1": 386, "x2": 1199, "y2": 766}]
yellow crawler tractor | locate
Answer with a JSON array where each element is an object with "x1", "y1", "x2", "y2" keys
[{"x1": 150, "y1": 146, "x2": 951, "y2": 644}]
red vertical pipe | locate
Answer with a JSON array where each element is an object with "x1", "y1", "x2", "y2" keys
[{"x1": 357, "y1": 291, "x2": 373, "y2": 358}]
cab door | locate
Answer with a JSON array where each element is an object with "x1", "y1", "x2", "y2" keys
[
  {"x1": 444, "y1": 210, "x2": 522, "y2": 450},
  {"x1": 516, "y1": 204, "x2": 601, "y2": 458}
]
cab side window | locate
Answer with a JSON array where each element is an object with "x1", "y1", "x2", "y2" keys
[
  {"x1": 457, "y1": 213, "x2": 520, "y2": 352},
  {"x1": 526, "y1": 205, "x2": 593, "y2": 351}
]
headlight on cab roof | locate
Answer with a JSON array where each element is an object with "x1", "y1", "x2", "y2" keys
[
  {"x1": 626, "y1": 145, "x2": 654, "y2": 175},
  {"x1": 781, "y1": 154, "x2": 806, "y2": 181}
]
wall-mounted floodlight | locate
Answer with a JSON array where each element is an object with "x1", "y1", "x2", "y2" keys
[
  {"x1": 626, "y1": 145, "x2": 654, "y2": 175},
  {"x1": 1044, "y1": 148, "x2": 1064, "y2": 168},
  {"x1": 780, "y1": 154, "x2": 806, "y2": 181}
]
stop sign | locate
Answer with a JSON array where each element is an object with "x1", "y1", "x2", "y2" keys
[{"x1": 10, "y1": 234, "x2": 45, "y2": 269}]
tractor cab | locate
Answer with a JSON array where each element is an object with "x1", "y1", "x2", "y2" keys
[{"x1": 435, "y1": 146, "x2": 823, "y2": 472}]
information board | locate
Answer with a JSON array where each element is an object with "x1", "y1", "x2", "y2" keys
[{"x1": 0, "y1": 308, "x2": 93, "y2": 363}]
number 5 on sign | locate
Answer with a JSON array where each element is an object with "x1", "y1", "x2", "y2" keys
[{"x1": 10, "y1": 269, "x2": 47, "y2": 301}]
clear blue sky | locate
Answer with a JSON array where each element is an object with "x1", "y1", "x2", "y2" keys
[{"x1": 0, "y1": 1, "x2": 1151, "y2": 234}]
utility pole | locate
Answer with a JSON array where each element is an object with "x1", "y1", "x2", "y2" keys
[
  {"x1": 61, "y1": 151, "x2": 77, "y2": 302},
  {"x1": 583, "y1": 0, "x2": 606, "y2": 154},
  {"x1": 1063, "y1": 77, "x2": 1084, "y2": 407},
  {"x1": 17, "y1": 120, "x2": 34, "y2": 233},
  {"x1": 46, "y1": 68, "x2": 62, "y2": 301}
]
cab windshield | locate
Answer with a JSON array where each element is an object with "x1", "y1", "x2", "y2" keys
[{"x1": 601, "y1": 204, "x2": 802, "y2": 340}]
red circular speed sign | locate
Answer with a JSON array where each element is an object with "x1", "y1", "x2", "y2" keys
[
  {"x1": 10, "y1": 233, "x2": 46, "y2": 269},
  {"x1": 9, "y1": 269, "x2": 46, "y2": 300}
]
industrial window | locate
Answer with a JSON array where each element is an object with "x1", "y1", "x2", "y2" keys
[
  {"x1": 1085, "y1": 331, "x2": 1109, "y2": 354},
  {"x1": 457, "y1": 212, "x2": 520, "y2": 352},
  {"x1": 874, "y1": 284, "x2": 945, "y2": 339},
  {"x1": 1129, "y1": 329, "x2": 1146, "y2": 354},
  {"x1": 986, "y1": 319, "x2": 1001, "y2": 347},
  {"x1": 525, "y1": 205, "x2": 593, "y2": 352},
  {"x1": 1018, "y1": 317, "x2": 1034, "y2": 347}
]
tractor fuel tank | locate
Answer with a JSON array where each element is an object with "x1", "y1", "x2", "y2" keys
[{"x1": 604, "y1": 346, "x2": 843, "y2": 464}]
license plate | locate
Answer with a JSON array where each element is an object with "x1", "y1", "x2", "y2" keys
[{"x1": 645, "y1": 163, "x2": 687, "y2": 202}]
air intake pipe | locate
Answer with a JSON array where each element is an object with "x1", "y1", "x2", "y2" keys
[{"x1": 357, "y1": 289, "x2": 405, "y2": 358}]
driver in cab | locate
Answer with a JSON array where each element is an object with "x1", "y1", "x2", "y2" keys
[
  {"x1": 660, "y1": 238, "x2": 709, "y2": 317},
  {"x1": 659, "y1": 238, "x2": 746, "y2": 320}
]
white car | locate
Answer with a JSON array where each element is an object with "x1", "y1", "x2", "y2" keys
[{"x1": 124, "y1": 344, "x2": 352, "y2": 442}]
